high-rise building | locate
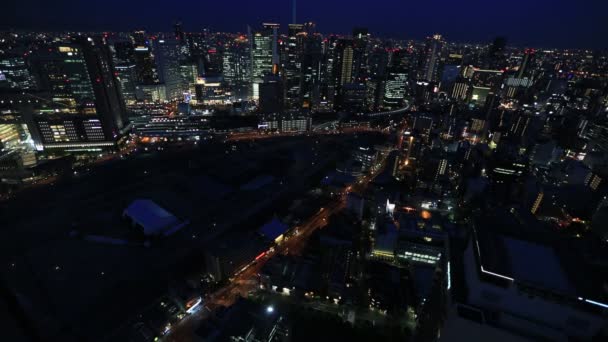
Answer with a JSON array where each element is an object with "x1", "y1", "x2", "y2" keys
[
  {"x1": 517, "y1": 48, "x2": 536, "y2": 79},
  {"x1": 283, "y1": 24, "x2": 305, "y2": 109},
  {"x1": 340, "y1": 83, "x2": 366, "y2": 113},
  {"x1": 368, "y1": 47, "x2": 389, "y2": 80},
  {"x1": 382, "y1": 49, "x2": 409, "y2": 110},
  {"x1": 223, "y1": 36, "x2": 250, "y2": 89},
  {"x1": 259, "y1": 74, "x2": 284, "y2": 114},
  {"x1": 351, "y1": 27, "x2": 370, "y2": 82},
  {"x1": 155, "y1": 36, "x2": 186, "y2": 101},
  {"x1": 112, "y1": 41, "x2": 135, "y2": 64},
  {"x1": 332, "y1": 39, "x2": 355, "y2": 88},
  {"x1": 299, "y1": 28, "x2": 323, "y2": 110},
  {"x1": 485, "y1": 36, "x2": 507, "y2": 70},
  {"x1": 174, "y1": 21, "x2": 185, "y2": 41},
  {"x1": 419, "y1": 34, "x2": 445, "y2": 82},
  {"x1": 132, "y1": 31, "x2": 160, "y2": 87},
  {"x1": 382, "y1": 68, "x2": 408, "y2": 110},
  {"x1": 250, "y1": 23, "x2": 279, "y2": 99},
  {"x1": 0, "y1": 55, "x2": 36, "y2": 90},
  {"x1": 114, "y1": 64, "x2": 137, "y2": 104},
  {"x1": 29, "y1": 36, "x2": 127, "y2": 150}
]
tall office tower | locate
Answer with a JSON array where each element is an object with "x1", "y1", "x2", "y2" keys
[
  {"x1": 114, "y1": 64, "x2": 137, "y2": 104},
  {"x1": 186, "y1": 32, "x2": 205, "y2": 57},
  {"x1": 30, "y1": 46, "x2": 95, "y2": 106},
  {"x1": 300, "y1": 31, "x2": 323, "y2": 110},
  {"x1": 365, "y1": 78, "x2": 383, "y2": 111},
  {"x1": 381, "y1": 49, "x2": 409, "y2": 109},
  {"x1": 486, "y1": 36, "x2": 507, "y2": 70},
  {"x1": 204, "y1": 46, "x2": 224, "y2": 75},
  {"x1": 155, "y1": 36, "x2": 186, "y2": 101},
  {"x1": 29, "y1": 36, "x2": 127, "y2": 150},
  {"x1": 283, "y1": 23, "x2": 305, "y2": 109},
  {"x1": 351, "y1": 27, "x2": 370, "y2": 82},
  {"x1": 132, "y1": 31, "x2": 160, "y2": 86},
  {"x1": 79, "y1": 36, "x2": 128, "y2": 136},
  {"x1": 111, "y1": 40, "x2": 138, "y2": 104},
  {"x1": 0, "y1": 55, "x2": 36, "y2": 90},
  {"x1": 259, "y1": 74, "x2": 284, "y2": 114},
  {"x1": 340, "y1": 83, "x2": 366, "y2": 112},
  {"x1": 250, "y1": 23, "x2": 279, "y2": 99},
  {"x1": 132, "y1": 30, "x2": 147, "y2": 46},
  {"x1": 174, "y1": 21, "x2": 185, "y2": 41},
  {"x1": 382, "y1": 68, "x2": 408, "y2": 110},
  {"x1": 172, "y1": 21, "x2": 191, "y2": 58},
  {"x1": 222, "y1": 35, "x2": 250, "y2": 90},
  {"x1": 331, "y1": 38, "x2": 355, "y2": 100},
  {"x1": 517, "y1": 48, "x2": 536, "y2": 79},
  {"x1": 112, "y1": 41, "x2": 135, "y2": 64},
  {"x1": 368, "y1": 47, "x2": 389, "y2": 80},
  {"x1": 419, "y1": 34, "x2": 445, "y2": 82}
]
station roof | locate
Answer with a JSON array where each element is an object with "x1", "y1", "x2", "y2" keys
[{"x1": 123, "y1": 199, "x2": 179, "y2": 236}]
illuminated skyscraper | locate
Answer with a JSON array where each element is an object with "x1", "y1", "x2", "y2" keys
[
  {"x1": 132, "y1": 31, "x2": 160, "y2": 86},
  {"x1": 299, "y1": 28, "x2": 323, "y2": 110},
  {"x1": 382, "y1": 49, "x2": 410, "y2": 109},
  {"x1": 516, "y1": 48, "x2": 536, "y2": 79},
  {"x1": 29, "y1": 36, "x2": 127, "y2": 150},
  {"x1": 351, "y1": 27, "x2": 370, "y2": 82},
  {"x1": 250, "y1": 23, "x2": 279, "y2": 99},
  {"x1": 0, "y1": 55, "x2": 36, "y2": 90},
  {"x1": 174, "y1": 21, "x2": 185, "y2": 41},
  {"x1": 383, "y1": 69, "x2": 408, "y2": 110},
  {"x1": 331, "y1": 38, "x2": 358, "y2": 110},
  {"x1": 155, "y1": 36, "x2": 186, "y2": 101},
  {"x1": 223, "y1": 36, "x2": 250, "y2": 89},
  {"x1": 284, "y1": 23, "x2": 305, "y2": 109},
  {"x1": 114, "y1": 64, "x2": 137, "y2": 104},
  {"x1": 420, "y1": 34, "x2": 445, "y2": 82}
]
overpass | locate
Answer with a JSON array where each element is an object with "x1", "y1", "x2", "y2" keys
[
  {"x1": 365, "y1": 102, "x2": 410, "y2": 117},
  {"x1": 312, "y1": 102, "x2": 410, "y2": 132}
]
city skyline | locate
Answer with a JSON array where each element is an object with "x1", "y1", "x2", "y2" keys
[
  {"x1": 3, "y1": 0, "x2": 608, "y2": 49},
  {"x1": 1, "y1": 3, "x2": 608, "y2": 341}
]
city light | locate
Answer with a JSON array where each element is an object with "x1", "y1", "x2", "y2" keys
[{"x1": 2, "y1": 5, "x2": 607, "y2": 341}]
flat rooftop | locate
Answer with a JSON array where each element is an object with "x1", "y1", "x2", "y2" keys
[{"x1": 474, "y1": 209, "x2": 602, "y2": 300}]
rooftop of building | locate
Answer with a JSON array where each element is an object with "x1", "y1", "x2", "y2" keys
[
  {"x1": 123, "y1": 199, "x2": 180, "y2": 236},
  {"x1": 473, "y1": 208, "x2": 608, "y2": 304}
]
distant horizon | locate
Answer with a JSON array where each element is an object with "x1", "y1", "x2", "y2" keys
[
  {"x1": 3, "y1": 0, "x2": 607, "y2": 50},
  {"x1": 2, "y1": 27, "x2": 605, "y2": 52}
]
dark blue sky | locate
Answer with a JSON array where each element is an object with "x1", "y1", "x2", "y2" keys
[{"x1": 4, "y1": 0, "x2": 608, "y2": 49}]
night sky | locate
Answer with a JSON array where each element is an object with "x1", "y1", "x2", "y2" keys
[{"x1": 4, "y1": 0, "x2": 608, "y2": 49}]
